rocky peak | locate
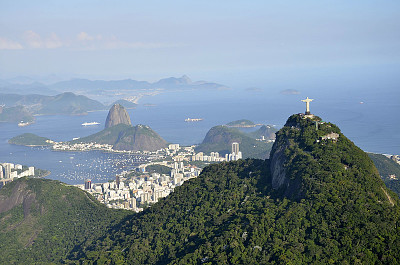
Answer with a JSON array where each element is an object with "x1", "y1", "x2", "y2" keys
[
  {"x1": 105, "y1": 104, "x2": 132, "y2": 129},
  {"x1": 269, "y1": 114, "x2": 345, "y2": 199},
  {"x1": 180, "y1": 75, "x2": 192, "y2": 84}
]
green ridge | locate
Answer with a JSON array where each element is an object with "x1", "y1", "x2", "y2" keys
[
  {"x1": 369, "y1": 153, "x2": 400, "y2": 196},
  {"x1": 0, "y1": 178, "x2": 129, "y2": 264},
  {"x1": 8, "y1": 133, "x2": 52, "y2": 146},
  {"x1": 0, "y1": 105, "x2": 34, "y2": 123},
  {"x1": 196, "y1": 125, "x2": 273, "y2": 159}
]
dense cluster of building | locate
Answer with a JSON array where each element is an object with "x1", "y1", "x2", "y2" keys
[
  {"x1": 0, "y1": 162, "x2": 35, "y2": 187},
  {"x1": 79, "y1": 142, "x2": 244, "y2": 210},
  {"x1": 383, "y1": 154, "x2": 400, "y2": 166},
  {"x1": 256, "y1": 135, "x2": 275, "y2": 143},
  {"x1": 226, "y1": 142, "x2": 243, "y2": 161},
  {"x1": 52, "y1": 142, "x2": 114, "y2": 152},
  {"x1": 79, "y1": 161, "x2": 201, "y2": 211},
  {"x1": 182, "y1": 142, "x2": 242, "y2": 162}
]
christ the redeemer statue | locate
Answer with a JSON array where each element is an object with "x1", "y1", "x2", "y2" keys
[{"x1": 301, "y1": 97, "x2": 314, "y2": 115}]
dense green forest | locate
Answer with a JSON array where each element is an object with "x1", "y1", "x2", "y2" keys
[
  {"x1": 226, "y1": 119, "x2": 256, "y2": 126},
  {"x1": 0, "y1": 178, "x2": 129, "y2": 264},
  {"x1": 2, "y1": 114, "x2": 400, "y2": 264},
  {"x1": 145, "y1": 164, "x2": 172, "y2": 175},
  {"x1": 73, "y1": 114, "x2": 400, "y2": 264}
]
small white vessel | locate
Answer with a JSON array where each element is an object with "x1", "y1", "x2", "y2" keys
[
  {"x1": 185, "y1": 118, "x2": 203, "y2": 122},
  {"x1": 82, "y1": 122, "x2": 100, "y2": 126},
  {"x1": 18, "y1": 121, "x2": 31, "y2": 127}
]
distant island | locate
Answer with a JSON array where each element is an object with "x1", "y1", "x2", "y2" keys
[
  {"x1": 225, "y1": 119, "x2": 261, "y2": 127},
  {"x1": 8, "y1": 133, "x2": 53, "y2": 146},
  {"x1": 280, "y1": 89, "x2": 300, "y2": 95}
]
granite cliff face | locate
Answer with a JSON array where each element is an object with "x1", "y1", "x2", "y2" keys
[
  {"x1": 269, "y1": 114, "x2": 320, "y2": 198},
  {"x1": 105, "y1": 104, "x2": 132, "y2": 129},
  {"x1": 269, "y1": 117, "x2": 301, "y2": 191},
  {"x1": 270, "y1": 139, "x2": 289, "y2": 190},
  {"x1": 0, "y1": 181, "x2": 36, "y2": 216}
]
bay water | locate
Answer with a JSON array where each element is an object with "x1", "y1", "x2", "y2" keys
[{"x1": 0, "y1": 85, "x2": 398, "y2": 185}]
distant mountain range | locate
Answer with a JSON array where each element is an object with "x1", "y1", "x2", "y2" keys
[
  {"x1": 0, "y1": 92, "x2": 107, "y2": 117},
  {"x1": 0, "y1": 75, "x2": 228, "y2": 118},
  {"x1": 0, "y1": 92, "x2": 139, "y2": 122},
  {"x1": 0, "y1": 75, "x2": 229, "y2": 97}
]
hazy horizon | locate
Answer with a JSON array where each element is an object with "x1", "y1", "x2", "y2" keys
[{"x1": 1, "y1": 1, "x2": 400, "y2": 89}]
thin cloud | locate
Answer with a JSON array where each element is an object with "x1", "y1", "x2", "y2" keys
[
  {"x1": 102, "y1": 40, "x2": 184, "y2": 50},
  {"x1": 23, "y1": 30, "x2": 63, "y2": 49},
  {"x1": 77, "y1": 32, "x2": 99, "y2": 41},
  {"x1": 1, "y1": 31, "x2": 183, "y2": 50},
  {"x1": 0, "y1": 37, "x2": 23, "y2": 50},
  {"x1": 74, "y1": 32, "x2": 184, "y2": 50}
]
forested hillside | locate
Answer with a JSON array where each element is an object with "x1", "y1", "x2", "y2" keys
[
  {"x1": 75, "y1": 114, "x2": 400, "y2": 264},
  {"x1": 2, "y1": 114, "x2": 400, "y2": 264},
  {"x1": 0, "y1": 178, "x2": 129, "y2": 264}
]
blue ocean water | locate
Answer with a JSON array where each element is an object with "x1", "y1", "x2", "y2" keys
[{"x1": 0, "y1": 80, "x2": 399, "y2": 185}]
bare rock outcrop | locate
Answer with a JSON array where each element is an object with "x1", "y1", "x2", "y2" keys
[
  {"x1": 105, "y1": 104, "x2": 131, "y2": 129},
  {"x1": 270, "y1": 141, "x2": 288, "y2": 190}
]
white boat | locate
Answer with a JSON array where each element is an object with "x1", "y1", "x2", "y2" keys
[
  {"x1": 18, "y1": 121, "x2": 31, "y2": 127},
  {"x1": 82, "y1": 122, "x2": 100, "y2": 126},
  {"x1": 185, "y1": 118, "x2": 203, "y2": 122}
]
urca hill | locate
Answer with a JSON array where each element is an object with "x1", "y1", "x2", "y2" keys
[
  {"x1": 1, "y1": 113, "x2": 400, "y2": 264},
  {"x1": 71, "y1": 104, "x2": 167, "y2": 151}
]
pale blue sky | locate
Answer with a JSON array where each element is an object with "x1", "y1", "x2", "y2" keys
[{"x1": 1, "y1": 0, "x2": 399, "y2": 86}]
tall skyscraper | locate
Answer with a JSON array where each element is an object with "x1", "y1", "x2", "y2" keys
[
  {"x1": 116, "y1": 175, "x2": 120, "y2": 189},
  {"x1": 4, "y1": 164, "x2": 12, "y2": 179},
  {"x1": 84, "y1": 179, "x2": 92, "y2": 190},
  {"x1": 0, "y1": 165, "x2": 3, "y2": 179},
  {"x1": 131, "y1": 197, "x2": 137, "y2": 209},
  {"x1": 232, "y1": 142, "x2": 240, "y2": 155}
]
